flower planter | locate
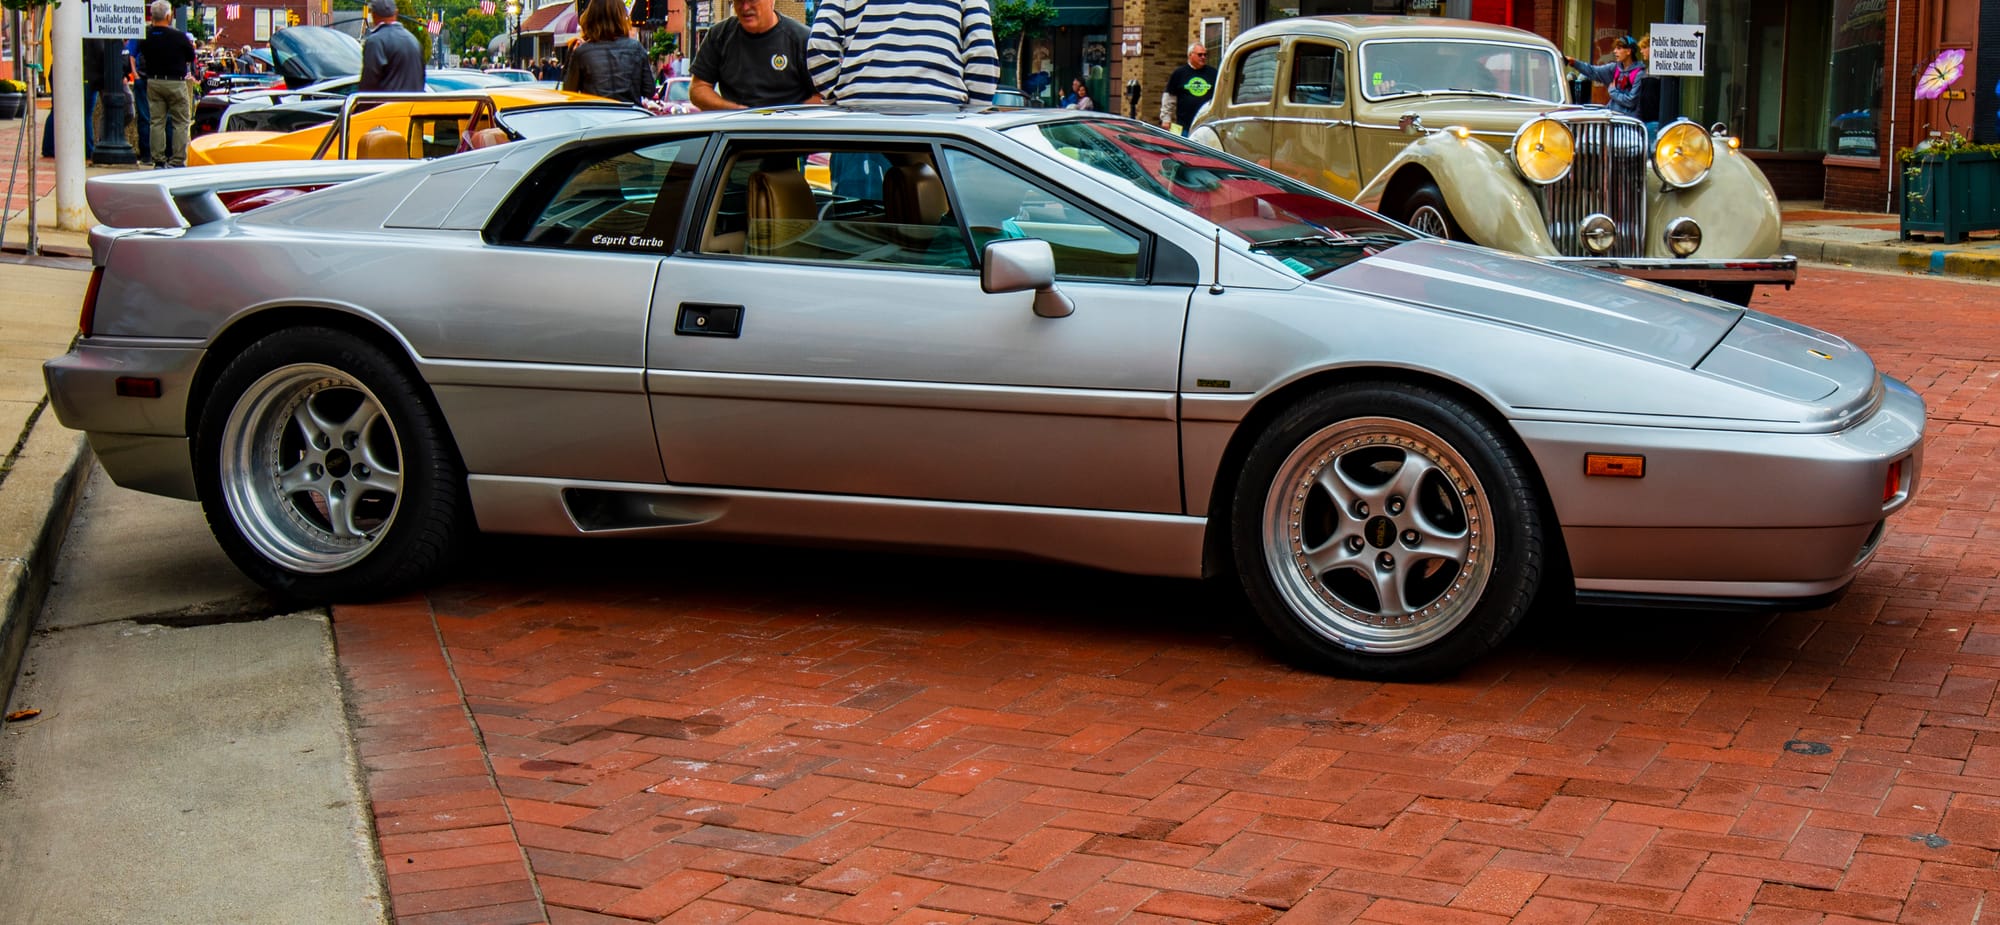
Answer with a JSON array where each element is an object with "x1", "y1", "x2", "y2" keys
[
  {"x1": 0, "y1": 90, "x2": 24, "y2": 120},
  {"x1": 1900, "y1": 151, "x2": 2000, "y2": 244}
]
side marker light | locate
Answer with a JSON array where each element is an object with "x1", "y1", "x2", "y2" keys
[
  {"x1": 1585, "y1": 454, "x2": 1645, "y2": 478},
  {"x1": 115, "y1": 377, "x2": 163, "y2": 399}
]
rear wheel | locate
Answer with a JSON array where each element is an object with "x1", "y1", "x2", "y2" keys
[
  {"x1": 195, "y1": 326, "x2": 467, "y2": 600},
  {"x1": 1230, "y1": 383, "x2": 1544, "y2": 679}
]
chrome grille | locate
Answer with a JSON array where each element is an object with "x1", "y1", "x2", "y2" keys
[{"x1": 1537, "y1": 119, "x2": 1648, "y2": 257}]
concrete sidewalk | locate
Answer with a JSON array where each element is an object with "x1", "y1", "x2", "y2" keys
[{"x1": 1781, "y1": 202, "x2": 2000, "y2": 281}]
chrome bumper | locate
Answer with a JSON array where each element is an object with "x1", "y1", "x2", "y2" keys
[{"x1": 1547, "y1": 255, "x2": 1800, "y2": 286}]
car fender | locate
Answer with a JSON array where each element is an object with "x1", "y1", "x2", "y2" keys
[
  {"x1": 1356, "y1": 131, "x2": 1559, "y2": 256},
  {"x1": 1647, "y1": 143, "x2": 1783, "y2": 259}
]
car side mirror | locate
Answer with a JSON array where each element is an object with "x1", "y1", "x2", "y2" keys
[{"x1": 982, "y1": 238, "x2": 1074, "y2": 319}]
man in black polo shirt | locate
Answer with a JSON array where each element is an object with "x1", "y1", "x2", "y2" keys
[
  {"x1": 138, "y1": 0, "x2": 196, "y2": 167},
  {"x1": 690, "y1": 0, "x2": 820, "y2": 110}
]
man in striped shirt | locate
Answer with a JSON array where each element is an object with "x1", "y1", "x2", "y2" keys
[{"x1": 806, "y1": 0, "x2": 999, "y2": 107}]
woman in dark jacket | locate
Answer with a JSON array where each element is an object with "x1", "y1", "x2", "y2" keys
[{"x1": 562, "y1": 0, "x2": 654, "y2": 104}]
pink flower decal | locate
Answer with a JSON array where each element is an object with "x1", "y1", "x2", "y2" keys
[{"x1": 1914, "y1": 48, "x2": 1965, "y2": 101}]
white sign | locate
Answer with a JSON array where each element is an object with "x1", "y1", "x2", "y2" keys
[
  {"x1": 85, "y1": 0, "x2": 148, "y2": 39},
  {"x1": 1648, "y1": 23, "x2": 1704, "y2": 76}
]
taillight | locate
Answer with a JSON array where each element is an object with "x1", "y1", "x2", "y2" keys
[
  {"x1": 79, "y1": 266, "x2": 103, "y2": 337},
  {"x1": 216, "y1": 185, "x2": 328, "y2": 212},
  {"x1": 1883, "y1": 459, "x2": 1903, "y2": 503}
]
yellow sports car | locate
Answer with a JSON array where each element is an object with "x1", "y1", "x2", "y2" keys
[{"x1": 187, "y1": 88, "x2": 649, "y2": 166}]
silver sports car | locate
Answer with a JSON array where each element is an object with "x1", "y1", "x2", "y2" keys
[{"x1": 45, "y1": 108, "x2": 1924, "y2": 678}]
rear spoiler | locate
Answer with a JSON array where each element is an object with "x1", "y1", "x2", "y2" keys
[{"x1": 86, "y1": 160, "x2": 410, "y2": 231}]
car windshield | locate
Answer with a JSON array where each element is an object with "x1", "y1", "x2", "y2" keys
[
  {"x1": 1360, "y1": 39, "x2": 1563, "y2": 102},
  {"x1": 666, "y1": 80, "x2": 690, "y2": 102},
  {"x1": 1013, "y1": 120, "x2": 1414, "y2": 279},
  {"x1": 495, "y1": 105, "x2": 652, "y2": 138}
]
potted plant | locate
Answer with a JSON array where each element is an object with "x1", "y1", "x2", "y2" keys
[
  {"x1": 1899, "y1": 49, "x2": 2000, "y2": 244},
  {"x1": 0, "y1": 79, "x2": 24, "y2": 120},
  {"x1": 1900, "y1": 130, "x2": 2000, "y2": 244}
]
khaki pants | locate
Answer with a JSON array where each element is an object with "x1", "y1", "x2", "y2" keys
[{"x1": 146, "y1": 79, "x2": 192, "y2": 167}]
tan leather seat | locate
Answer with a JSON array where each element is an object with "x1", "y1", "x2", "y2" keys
[
  {"x1": 746, "y1": 169, "x2": 815, "y2": 255},
  {"x1": 884, "y1": 163, "x2": 949, "y2": 227},
  {"x1": 355, "y1": 126, "x2": 408, "y2": 160},
  {"x1": 467, "y1": 127, "x2": 511, "y2": 150}
]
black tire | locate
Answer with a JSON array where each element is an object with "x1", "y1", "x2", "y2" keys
[
  {"x1": 194, "y1": 326, "x2": 468, "y2": 600},
  {"x1": 1229, "y1": 383, "x2": 1544, "y2": 679},
  {"x1": 1395, "y1": 181, "x2": 1463, "y2": 241}
]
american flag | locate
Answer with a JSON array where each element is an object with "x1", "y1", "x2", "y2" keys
[
  {"x1": 225, "y1": 4, "x2": 240, "y2": 19},
  {"x1": 479, "y1": 1, "x2": 495, "y2": 14}
]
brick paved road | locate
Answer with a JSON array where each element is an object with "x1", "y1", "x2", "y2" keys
[{"x1": 334, "y1": 267, "x2": 2000, "y2": 925}]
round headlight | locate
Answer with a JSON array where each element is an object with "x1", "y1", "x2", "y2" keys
[
  {"x1": 1654, "y1": 121, "x2": 1715, "y2": 188},
  {"x1": 1664, "y1": 217, "x2": 1702, "y2": 256},
  {"x1": 1578, "y1": 213, "x2": 1617, "y2": 254},
  {"x1": 1512, "y1": 118, "x2": 1574, "y2": 185}
]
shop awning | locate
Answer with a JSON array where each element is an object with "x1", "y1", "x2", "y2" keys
[
  {"x1": 1050, "y1": 0, "x2": 1108, "y2": 26},
  {"x1": 519, "y1": 1, "x2": 574, "y2": 35}
]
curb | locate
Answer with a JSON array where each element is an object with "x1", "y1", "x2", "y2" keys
[
  {"x1": 0, "y1": 412, "x2": 92, "y2": 712},
  {"x1": 1784, "y1": 235, "x2": 2000, "y2": 281}
]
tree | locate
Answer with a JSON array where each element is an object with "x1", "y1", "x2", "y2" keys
[
  {"x1": 394, "y1": 0, "x2": 431, "y2": 62},
  {"x1": 649, "y1": 30, "x2": 678, "y2": 59},
  {"x1": 990, "y1": 0, "x2": 1055, "y2": 87}
]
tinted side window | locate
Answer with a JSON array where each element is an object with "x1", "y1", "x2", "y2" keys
[
  {"x1": 942, "y1": 149, "x2": 1142, "y2": 281},
  {"x1": 1232, "y1": 45, "x2": 1279, "y2": 105},
  {"x1": 1288, "y1": 43, "x2": 1345, "y2": 106},
  {"x1": 698, "y1": 142, "x2": 973, "y2": 270},
  {"x1": 501, "y1": 138, "x2": 704, "y2": 254}
]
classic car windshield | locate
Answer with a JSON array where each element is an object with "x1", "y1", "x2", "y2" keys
[
  {"x1": 1360, "y1": 40, "x2": 1564, "y2": 102},
  {"x1": 1016, "y1": 120, "x2": 1415, "y2": 278}
]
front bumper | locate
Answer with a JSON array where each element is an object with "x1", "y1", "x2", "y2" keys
[
  {"x1": 1518, "y1": 375, "x2": 1924, "y2": 603},
  {"x1": 1546, "y1": 255, "x2": 1800, "y2": 287}
]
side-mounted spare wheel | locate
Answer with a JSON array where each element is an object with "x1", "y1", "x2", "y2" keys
[
  {"x1": 194, "y1": 326, "x2": 469, "y2": 599},
  {"x1": 1230, "y1": 383, "x2": 1544, "y2": 679}
]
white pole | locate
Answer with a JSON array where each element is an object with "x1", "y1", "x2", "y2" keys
[
  {"x1": 50, "y1": 0, "x2": 87, "y2": 231},
  {"x1": 1885, "y1": 0, "x2": 1904, "y2": 213}
]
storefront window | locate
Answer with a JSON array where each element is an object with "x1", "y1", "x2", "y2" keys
[
  {"x1": 1825, "y1": 0, "x2": 1885, "y2": 157},
  {"x1": 1680, "y1": 0, "x2": 1830, "y2": 151}
]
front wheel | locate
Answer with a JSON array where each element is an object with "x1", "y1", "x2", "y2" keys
[
  {"x1": 195, "y1": 326, "x2": 468, "y2": 600},
  {"x1": 1230, "y1": 384, "x2": 1545, "y2": 679},
  {"x1": 1394, "y1": 182, "x2": 1462, "y2": 241}
]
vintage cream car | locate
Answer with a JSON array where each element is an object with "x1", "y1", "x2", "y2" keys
[{"x1": 1189, "y1": 16, "x2": 1795, "y2": 303}]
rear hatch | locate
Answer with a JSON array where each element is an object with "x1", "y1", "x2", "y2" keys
[{"x1": 270, "y1": 25, "x2": 362, "y2": 87}]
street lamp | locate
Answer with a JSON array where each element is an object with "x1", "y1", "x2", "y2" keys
[{"x1": 507, "y1": 0, "x2": 520, "y2": 67}]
